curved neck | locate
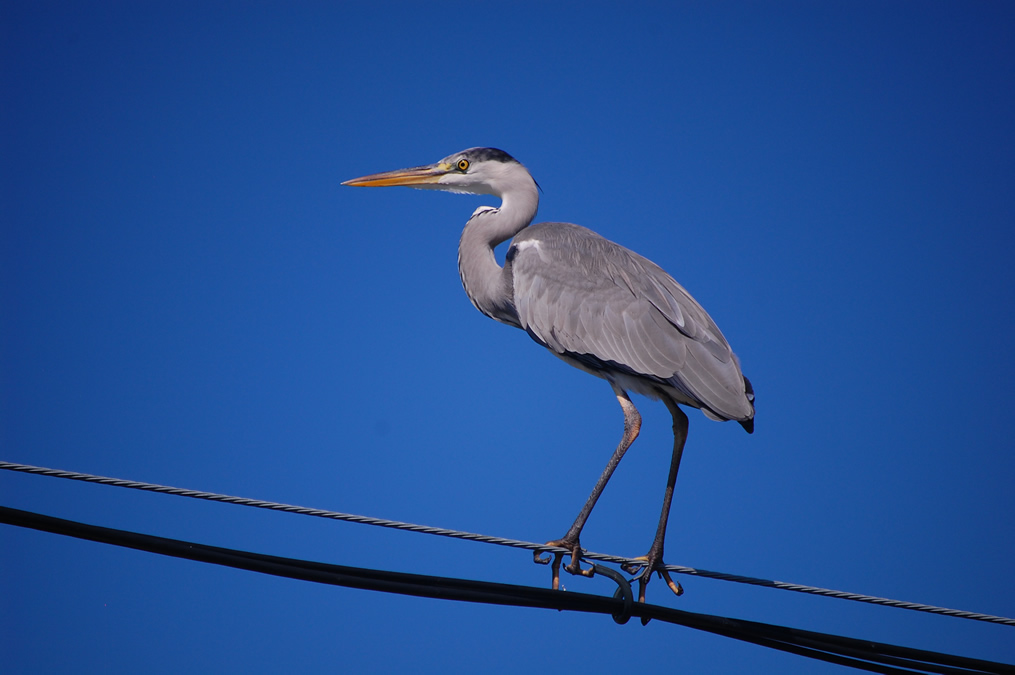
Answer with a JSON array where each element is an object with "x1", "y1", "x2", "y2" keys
[{"x1": 458, "y1": 179, "x2": 539, "y2": 326}]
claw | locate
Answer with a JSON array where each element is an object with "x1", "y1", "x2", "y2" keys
[
  {"x1": 534, "y1": 538, "x2": 592, "y2": 590},
  {"x1": 533, "y1": 548, "x2": 555, "y2": 566},
  {"x1": 659, "y1": 567, "x2": 684, "y2": 597},
  {"x1": 622, "y1": 553, "x2": 682, "y2": 607},
  {"x1": 621, "y1": 555, "x2": 648, "y2": 576}
]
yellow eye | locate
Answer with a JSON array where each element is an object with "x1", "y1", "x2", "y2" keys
[{"x1": 457, "y1": 159, "x2": 470, "y2": 171}]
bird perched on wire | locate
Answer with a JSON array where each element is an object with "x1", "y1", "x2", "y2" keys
[{"x1": 343, "y1": 147, "x2": 754, "y2": 603}]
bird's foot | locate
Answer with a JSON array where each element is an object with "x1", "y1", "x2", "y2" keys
[
  {"x1": 621, "y1": 547, "x2": 683, "y2": 605},
  {"x1": 533, "y1": 536, "x2": 594, "y2": 590}
]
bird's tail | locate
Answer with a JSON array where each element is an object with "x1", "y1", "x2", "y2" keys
[{"x1": 739, "y1": 376, "x2": 755, "y2": 434}]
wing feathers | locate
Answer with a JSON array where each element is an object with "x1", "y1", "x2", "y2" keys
[{"x1": 509, "y1": 222, "x2": 753, "y2": 422}]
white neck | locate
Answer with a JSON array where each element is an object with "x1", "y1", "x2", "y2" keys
[{"x1": 457, "y1": 177, "x2": 539, "y2": 326}]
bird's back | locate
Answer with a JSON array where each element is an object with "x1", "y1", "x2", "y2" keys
[{"x1": 506, "y1": 221, "x2": 754, "y2": 429}]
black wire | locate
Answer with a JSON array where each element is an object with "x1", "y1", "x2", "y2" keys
[
  {"x1": 4, "y1": 460, "x2": 1012, "y2": 627},
  {"x1": 2, "y1": 505, "x2": 1011, "y2": 675}
]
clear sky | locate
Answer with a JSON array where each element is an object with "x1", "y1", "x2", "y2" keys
[{"x1": 2, "y1": 2, "x2": 1014, "y2": 673}]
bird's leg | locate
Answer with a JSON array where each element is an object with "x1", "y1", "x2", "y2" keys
[
  {"x1": 535, "y1": 386, "x2": 641, "y2": 590},
  {"x1": 622, "y1": 399, "x2": 688, "y2": 604}
]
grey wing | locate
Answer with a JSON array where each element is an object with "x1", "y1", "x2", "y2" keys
[{"x1": 507, "y1": 222, "x2": 753, "y2": 423}]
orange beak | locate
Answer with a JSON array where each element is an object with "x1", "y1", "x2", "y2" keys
[{"x1": 342, "y1": 162, "x2": 451, "y2": 188}]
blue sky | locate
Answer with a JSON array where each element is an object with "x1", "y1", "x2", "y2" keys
[{"x1": 2, "y1": 2, "x2": 1014, "y2": 672}]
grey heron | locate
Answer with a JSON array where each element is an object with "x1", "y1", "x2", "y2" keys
[{"x1": 343, "y1": 147, "x2": 754, "y2": 603}]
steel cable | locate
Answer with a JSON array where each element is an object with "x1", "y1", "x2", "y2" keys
[{"x1": 2, "y1": 459, "x2": 1012, "y2": 627}]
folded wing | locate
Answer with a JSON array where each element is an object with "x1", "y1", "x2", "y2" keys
[{"x1": 507, "y1": 222, "x2": 753, "y2": 424}]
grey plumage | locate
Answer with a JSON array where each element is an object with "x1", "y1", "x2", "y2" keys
[
  {"x1": 344, "y1": 147, "x2": 754, "y2": 601},
  {"x1": 507, "y1": 221, "x2": 754, "y2": 431}
]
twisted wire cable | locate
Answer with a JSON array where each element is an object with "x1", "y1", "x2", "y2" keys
[{"x1": 2, "y1": 459, "x2": 1012, "y2": 627}]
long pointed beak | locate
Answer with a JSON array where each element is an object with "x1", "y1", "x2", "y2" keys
[{"x1": 342, "y1": 162, "x2": 451, "y2": 188}]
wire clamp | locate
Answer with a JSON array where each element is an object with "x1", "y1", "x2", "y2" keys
[{"x1": 591, "y1": 564, "x2": 634, "y2": 625}]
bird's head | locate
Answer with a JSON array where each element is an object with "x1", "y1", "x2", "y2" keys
[{"x1": 343, "y1": 147, "x2": 534, "y2": 199}]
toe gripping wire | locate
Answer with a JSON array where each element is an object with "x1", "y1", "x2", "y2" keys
[{"x1": 533, "y1": 547, "x2": 632, "y2": 623}]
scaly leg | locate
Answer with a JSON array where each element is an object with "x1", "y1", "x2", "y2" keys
[
  {"x1": 622, "y1": 398, "x2": 688, "y2": 603},
  {"x1": 535, "y1": 385, "x2": 641, "y2": 589}
]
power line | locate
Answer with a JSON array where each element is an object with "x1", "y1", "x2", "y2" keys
[
  {"x1": 2, "y1": 459, "x2": 1013, "y2": 628},
  {"x1": 2, "y1": 505, "x2": 1012, "y2": 675}
]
